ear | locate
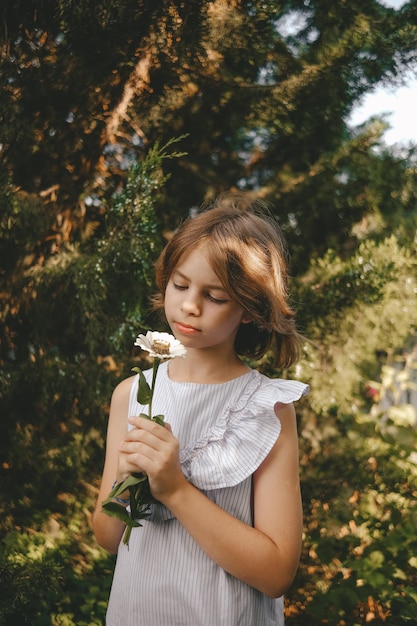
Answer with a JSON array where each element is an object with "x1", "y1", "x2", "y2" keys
[{"x1": 241, "y1": 311, "x2": 253, "y2": 324}]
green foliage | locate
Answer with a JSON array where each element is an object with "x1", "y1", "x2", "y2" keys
[
  {"x1": 286, "y1": 343, "x2": 417, "y2": 625},
  {"x1": 0, "y1": 556, "x2": 62, "y2": 625},
  {"x1": 290, "y1": 419, "x2": 417, "y2": 625},
  {"x1": 0, "y1": 494, "x2": 114, "y2": 625},
  {"x1": 25, "y1": 139, "x2": 186, "y2": 357},
  {"x1": 1, "y1": 1, "x2": 417, "y2": 624},
  {"x1": 0, "y1": 357, "x2": 111, "y2": 530},
  {"x1": 295, "y1": 236, "x2": 417, "y2": 415},
  {"x1": 0, "y1": 184, "x2": 52, "y2": 274}
]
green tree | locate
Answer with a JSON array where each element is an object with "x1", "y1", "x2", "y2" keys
[{"x1": 1, "y1": 1, "x2": 417, "y2": 623}]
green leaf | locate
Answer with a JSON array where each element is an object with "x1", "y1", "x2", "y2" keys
[
  {"x1": 136, "y1": 369, "x2": 152, "y2": 405},
  {"x1": 101, "y1": 502, "x2": 140, "y2": 527},
  {"x1": 152, "y1": 414, "x2": 165, "y2": 426},
  {"x1": 101, "y1": 473, "x2": 148, "y2": 506},
  {"x1": 122, "y1": 473, "x2": 148, "y2": 488}
]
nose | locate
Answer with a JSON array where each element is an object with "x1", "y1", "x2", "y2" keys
[{"x1": 180, "y1": 290, "x2": 201, "y2": 316}]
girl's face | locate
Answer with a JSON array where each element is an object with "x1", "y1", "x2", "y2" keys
[{"x1": 164, "y1": 245, "x2": 250, "y2": 353}]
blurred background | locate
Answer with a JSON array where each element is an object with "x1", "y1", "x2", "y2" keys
[{"x1": 1, "y1": 1, "x2": 416, "y2": 624}]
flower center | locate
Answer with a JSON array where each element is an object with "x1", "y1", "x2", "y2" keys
[{"x1": 152, "y1": 340, "x2": 171, "y2": 355}]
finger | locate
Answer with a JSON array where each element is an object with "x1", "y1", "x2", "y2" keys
[
  {"x1": 122, "y1": 426, "x2": 172, "y2": 459},
  {"x1": 120, "y1": 434, "x2": 158, "y2": 456},
  {"x1": 118, "y1": 443, "x2": 154, "y2": 473},
  {"x1": 117, "y1": 449, "x2": 145, "y2": 476},
  {"x1": 128, "y1": 416, "x2": 171, "y2": 442},
  {"x1": 128, "y1": 415, "x2": 163, "y2": 430},
  {"x1": 127, "y1": 413, "x2": 150, "y2": 428}
]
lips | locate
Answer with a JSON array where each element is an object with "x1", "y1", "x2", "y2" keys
[{"x1": 175, "y1": 321, "x2": 200, "y2": 335}]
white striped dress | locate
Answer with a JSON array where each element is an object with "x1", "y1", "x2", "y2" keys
[{"x1": 106, "y1": 361, "x2": 308, "y2": 626}]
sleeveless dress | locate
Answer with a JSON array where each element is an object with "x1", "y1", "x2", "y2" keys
[{"x1": 106, "y1": 361, "x2": 308, "y2": 626}]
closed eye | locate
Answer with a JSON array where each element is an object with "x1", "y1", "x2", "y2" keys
[
  {"x1": 172, "y1": 281, "x2": 228, "y2": 304},
  {"x1": 207, "y1": 293, "x2": 228, "y2": 304}
]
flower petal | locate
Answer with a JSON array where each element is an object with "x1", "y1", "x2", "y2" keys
[{"x1": 134, "y1": 331, "x2": 187, "y2": 359}]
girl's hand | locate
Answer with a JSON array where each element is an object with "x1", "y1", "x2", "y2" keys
[{"x1": 118, "y1": 416, "x2": 186, "y2": 502}]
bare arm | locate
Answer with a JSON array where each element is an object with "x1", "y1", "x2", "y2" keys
[
  {"x1": 122, "y1": 402, "x2": 303, "y2": 597},
  {"x1": 92, "y1": 376, "x2": 135, "y2": 554}
]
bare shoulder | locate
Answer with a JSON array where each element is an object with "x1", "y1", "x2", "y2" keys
[
  {"x1": 111, "y1": 374, "x2": 136, "y2": 403},
  {"x1": 274, "y1": 401, "x2": 298, "y2": 437},
  {"x1": 107, "y1": 374, "x2": 136, "y2": 430},
  {"x1": 255, "y1": 401, "x2": 299, "y2": 482}
]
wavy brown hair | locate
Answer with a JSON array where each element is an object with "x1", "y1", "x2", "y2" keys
[{"x1": 153, "y1": 192, "x2": 302, "y2": 368}]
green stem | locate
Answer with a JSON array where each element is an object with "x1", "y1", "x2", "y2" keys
[{"x1": 148, "y1": 358, "x2": 160, "y2": 419}]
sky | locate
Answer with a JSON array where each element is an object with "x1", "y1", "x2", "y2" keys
[
  {"x1": 349, "y1": 75, "x2": 417, "y2": 147},
  {"x1": 349, "y1": 0, "x2": 417, "y2": 146}
]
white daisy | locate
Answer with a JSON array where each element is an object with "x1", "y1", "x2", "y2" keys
[{"x1": 134, "y1": 330, "x2": 187, "y2": 359}]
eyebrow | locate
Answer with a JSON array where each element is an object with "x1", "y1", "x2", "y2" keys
[{"x1": 172, "y1": 269, "x2": 228, "y2": 292}]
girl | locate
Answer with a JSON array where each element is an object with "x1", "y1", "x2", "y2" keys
[{"x1": 93, "y1": 192, "x2": 309, "y2": 626}]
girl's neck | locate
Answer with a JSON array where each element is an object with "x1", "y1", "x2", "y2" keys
[{"x1": 168, "y1": 349, "x2": 250, "y2": 384}]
